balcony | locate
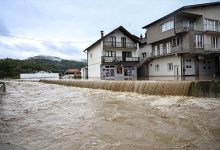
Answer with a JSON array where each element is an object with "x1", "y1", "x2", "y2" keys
[
  {"x1": 102, "y1": 56, "x2": 139, "y2": 63},
  {"x1": 175, "y1": 23, "x2": 203, "y2": 33},
  {"x1": 204, "y1": 44, "x2": 220, "y2": 53},
  {"x1": 103, "y1": 41, "x2": 137, "y2": 49},
  {"x1": 152, "y1": 44, "x2": 183, "y2": 57},
  {"x1": 171, "y1": 44, "x2": 183, "y2": 53},
  {"x1": 175, "y1": 23, "x2": 220, "y2": 33}
]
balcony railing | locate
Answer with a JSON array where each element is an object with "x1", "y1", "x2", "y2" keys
[
  {"x1": 175, "y1": 23, "x2": 203, "y2": 32},
  {"x1": 152, "y1": 44, "x2": 183, "y2": 57},
  {"x1": 175, "y1": 23, "x2": 220, "y2": 33},
  {"x1": 103, "y1": 41, "x2": 137, "y2": 49},
  {"x1": 102, "y1": 56, "x2": 139, "y2": 63}
]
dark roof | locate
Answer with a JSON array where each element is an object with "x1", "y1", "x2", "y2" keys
[
  {"x1": 84, "y1": 26, "x2": 139, "y2": 52},
  {"x1": 143, "y1": 1, "x2": 220, "y2": 29}
]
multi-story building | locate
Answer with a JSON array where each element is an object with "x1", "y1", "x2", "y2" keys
[
  {"x1": 84, "y1": 26, "x2": 140, "y2": 80},
  {"x1": 139, "y1": 2, "x2": 220, "y2": 79}
]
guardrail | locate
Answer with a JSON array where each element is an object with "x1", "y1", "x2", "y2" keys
[{"x1": 102, "y1": 56, "x2": 139, "y2": 63}]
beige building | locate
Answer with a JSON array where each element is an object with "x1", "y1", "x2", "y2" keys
[{"x1": 139, "y1": 2, "x2": 220, "y2": 79}]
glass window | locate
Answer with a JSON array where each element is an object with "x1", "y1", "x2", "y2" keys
[
  {"x1": 124, "y1": 66, "x2": 134, "y2": 76},
  {"x1": 110, "y1": 36, "x2": 116, "y2": 47},
  {"x1": 167, "y1": 63, "x2": 173, "y2": 71},
  {"x1": 161, "y1": 20, "x2": 174, "y2": 32},
  {"x1": 172, "y1": 37, "x2": 181, "y2": 46},
  {"x1": 195, "y1": 34, "x2": 204, "y2": 48},
  {"x1": 205, "y1": 18, "x2": 218, "y2": 31},
  {"x1": 166, "y1": 42, "x2": 171, "y2": 53},
  {"x1": 154, "y1": 45, "x2": 158, "y2": 56},
  {"x1": 211, "y1": 36, "x2": 219, "y2": 49},
  {"x1": 160, "y1": 44, "x2": 163, "y2": 55},
  {"x1": 155, "y1": 64, "x2": 159, "y2": 72},
  {"x1": 142, "y1": 52, "x2": 146, "y2": 59},
  {"x1": 105, "y1": 51, "x2": 116, "y2": 57},
  {"x1": 121, "y1": 37, "x2": 126, "y2": 48}
]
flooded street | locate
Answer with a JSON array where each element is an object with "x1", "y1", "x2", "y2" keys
[{"x1": 0, "y1": 81, "x2": 220, "y2": 150}]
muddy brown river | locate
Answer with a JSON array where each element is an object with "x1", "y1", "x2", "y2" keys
[{"x1": 0, "y1": 81, "x2": 219, "y2": 150}]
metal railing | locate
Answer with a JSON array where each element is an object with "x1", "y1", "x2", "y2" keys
[
  {"x1": 103, "y1": 41, "x2": 137, "y2": 49},
  {"x1": 102, "y1": 56, "x2": 139, "y2": 63},
  {"x1": 175, "y1": 23, "x2": 203, "y2": 32},
  {"x1": 151, "y1": 44, "x2": 183, "y2": 57},
  {"x1": 175, "y1": 23, "x2": 220, "y2": 33}
]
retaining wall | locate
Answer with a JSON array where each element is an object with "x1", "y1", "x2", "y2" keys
[{"x1": 40, "y1": 80, "x2": 220, "y2": 98}]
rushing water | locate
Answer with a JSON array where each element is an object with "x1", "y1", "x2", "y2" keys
[{"x1": 0, "y1": 81, "x2": 220, "y2": 150}]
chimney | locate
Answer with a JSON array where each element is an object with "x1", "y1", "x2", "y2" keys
[
  {"x1": 100, "y1": 30, "x2": 104, "y2": 38},
  {"x1": 140, "y1": 34, "x2": 143, "y2": 40}
]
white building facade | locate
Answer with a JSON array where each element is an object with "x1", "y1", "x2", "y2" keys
[{"x1": 84, "y1": 26, "x2": 140, "y2": 80}]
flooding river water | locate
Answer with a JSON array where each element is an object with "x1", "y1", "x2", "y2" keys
[{"x1": 0, "y1": 81, "x2": 220, "y2": 150}]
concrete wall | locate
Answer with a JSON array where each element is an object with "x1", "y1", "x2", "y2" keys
[
  {"x1": 147, "y1": 16, "x2": 175, "y2": 44},
  {"x1": 189, "y1": 80, "x2": 220, "y2": 98},
  {"x1": 87, "y1": 43, "x2": 102, "y2": 79},
  {"x1": 139, "y1": 44, "x2": 152, "y2": 59},
  {"x1": 41, "y1": 80, "x2": 220, "y2": 98},
  {"x1": 184, "y1": 5, "x2": 220, "y2": 21},
  {"x1": 148, "y1": 55, "x2": 182, "y2": 76}
]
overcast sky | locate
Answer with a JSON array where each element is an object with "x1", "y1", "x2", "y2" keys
[{"x1": 0, "y1": 0, "x2": 216, "y2": 60}]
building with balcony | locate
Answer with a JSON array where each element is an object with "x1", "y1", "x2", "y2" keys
[
  {"x1": 139, "y1": 1, "x2": 220, "y2": 78},
  {"x1": 84, "y1": 26, "x2": 140, "y2": 80}
]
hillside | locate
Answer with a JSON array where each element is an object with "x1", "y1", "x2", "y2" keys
[{"x1": 0, "y1": 58, "x2": 87, "y2": 79}]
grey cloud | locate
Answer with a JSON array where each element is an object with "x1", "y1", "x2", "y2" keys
[{"x1": 42, "y1": 42, "x2": 83, "y2": 55}]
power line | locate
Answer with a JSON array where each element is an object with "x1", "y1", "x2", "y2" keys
[{"x1": 0, "y1": 33, "x2": 94, "y2": 43}]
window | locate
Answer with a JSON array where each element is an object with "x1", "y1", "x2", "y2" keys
[
  {"x1": 172, "y1": 37, "x2": 181, "y2": 46},
  {"x1": 195, "y1": 34, "x2": 204, "y2": 48},
  {"x1": 105, "y1": 51, "x2": 116, "y2": 57},
  {"x1": 186, "y1": 66, "x2": 192, "y2": 68},
  {"x1": 121, "y1": 37, "x2": 126, "y2": 48},
  {"x1": 142, "y1": 52, "x2": 146, "y2": 59},
  {"x1": 160, "y1": 44, "x2": 163, "y2": 55},
  {"x1": 122, "y1": 51, "x2": 132, "y2": 61},
  {"x1": 103, "y1": 65, "x2": 115, "y2": 77},
  {"x1": 166, "y1": 42, "x2": 171, "y2": 53},
  {"x1": 154, "y1": 45, "x2": 158, "y2": 56},
  {"x1": 211, "y1": 36, "x2": 219, "y2": 49},
  {"x1": 110, "y1": 36, "x2": 116, "y2": 47},
  {"x1": 161, "y1": 20, "x2": 174, "y2": 32},
  {"x1": 124, "y1": 66, "x2": 134, "y2": 76},
  {"x1": 204, "y1": 18, "x2": 219, "y2": 31},
  {"x1": 167, "y1": 63, "x2": 173, "y2": 71},
  {"x1": 186, "y1": 59, "x2": 191, "y2": 62},
  {"x1": 155, "y1": 64, "x2": 159, "y2": 72}
]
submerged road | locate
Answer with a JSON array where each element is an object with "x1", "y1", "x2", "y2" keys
[{"x1": 0, "y1": 81, "x2": 220, "y2": 150}]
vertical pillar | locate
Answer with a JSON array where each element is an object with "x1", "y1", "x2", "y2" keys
[{"x1": 195, "y1": 56, "x2": 199, "y2": 80}]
